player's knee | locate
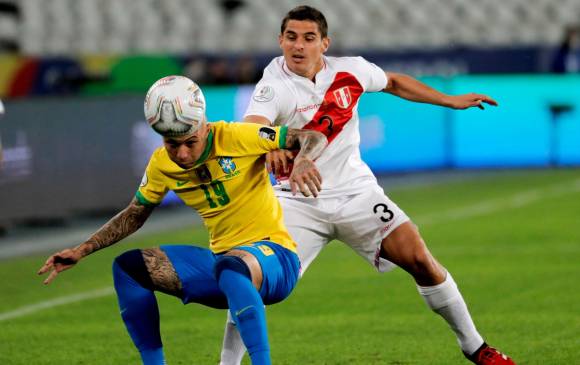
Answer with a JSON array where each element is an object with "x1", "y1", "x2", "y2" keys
[
  {"x1": 410, "y1": 247, "x2": 435, "y2": 272},
  {"x1": 235, "y1": 303, "x2": 260, "y2": 326},
  {"x1": 113, "y1": 249, "x2": 155, "y2": 290},
  {"x1": 214, "y1": 255, "x2": 252, "y2": 281},
  {"x1": 406, "y1": 245, "x2": 446, "y2": 284}
]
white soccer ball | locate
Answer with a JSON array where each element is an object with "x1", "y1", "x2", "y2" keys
[{"x1": 144, "y1": 75, "x2": 206, "y2": 137}]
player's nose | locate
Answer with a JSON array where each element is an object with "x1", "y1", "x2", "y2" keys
[
  {"x1": 293, "y1": 39, "x2": 304, "y2": 50},
  {"x1": 176, "y1": 146, "x2": 191, "y2": 161}
]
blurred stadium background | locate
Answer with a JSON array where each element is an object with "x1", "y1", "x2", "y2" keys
[{"x1": 0, "y1": 1, "x2": 579, "y2": 364}]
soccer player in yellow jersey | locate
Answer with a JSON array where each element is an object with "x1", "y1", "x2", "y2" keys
[{"x1": 38, "y1": 76, "x2": 328, "y2": 365}]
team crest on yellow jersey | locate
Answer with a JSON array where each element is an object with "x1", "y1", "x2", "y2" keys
[{"x1": 218, "y1": 157, "x2": 240, "y2": 178}]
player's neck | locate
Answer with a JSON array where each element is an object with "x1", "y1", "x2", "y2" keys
[
  {"x1": 310, "y1": 61, "x2": 325, "y2": 82},
  {"x1": 292, "y1": 58, "x2": 325, "y2": 83}
]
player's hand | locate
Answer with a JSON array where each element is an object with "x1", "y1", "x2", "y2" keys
[
  {"x1": 289, "y1": 157, "x2": 322, "y2": 197},
  {"x1": 266, "y1": 149, "x2": 295, "y2": 177},
  {"x1": 446, "y1": 93, "x2": 498, "y2": 110},
  {"x1": 37, "y1": 248, "x2": 83, "y2": 285}
]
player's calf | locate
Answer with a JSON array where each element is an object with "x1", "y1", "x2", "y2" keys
[
  {"x1": 113, "y1": 249, "x2": 165, "y2": 365},
  {"x1": 215, "y1": 254, "x2": 270, "y2": 365}
]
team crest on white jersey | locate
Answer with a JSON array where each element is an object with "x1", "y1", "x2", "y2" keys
[
  {"x1": 333, "y1": 86, "x2": 352, "y2": 109},
  {"x1": 253, "y1": 85, "x2": 275, "y2": 102}
]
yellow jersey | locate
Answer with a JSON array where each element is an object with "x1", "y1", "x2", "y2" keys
[{"x1": 136, "y1": 121, "x2": 296, "y2": 254}]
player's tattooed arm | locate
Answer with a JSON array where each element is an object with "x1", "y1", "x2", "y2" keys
[
  {"x1": 285, "y1": 128, "x2": 328, "y2": 162},
  {"x1": 285, "y1": 129, "x2": 328, "y2": 197},
  {"x1": 76, "y1": 197, "x2": 155, "y2": 256},
  {"x1": 38, "y1": 198, "x2": 155, "y2": 284}
]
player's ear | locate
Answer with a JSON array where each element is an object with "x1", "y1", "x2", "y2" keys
[
  {"x1": 278, "y1": 34, "x2": 284, "y2": 48},
  {"x1": 322, "y1": 37, "x2": 330, "y2": 53}
]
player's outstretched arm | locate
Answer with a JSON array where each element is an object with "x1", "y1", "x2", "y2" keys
[
  {"x1": 285, "y1": 129, "x2": 328, "y2": 197},
  {"x1": 384, "y1": 72, "x2": 498, "y2": 110},
  {"x1": 37, "y1": 197, "x2": 155, "y2": 284}
]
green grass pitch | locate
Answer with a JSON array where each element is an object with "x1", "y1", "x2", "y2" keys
[{"x1": 1, "y1": 169, "x2": 579, "y2": 364}]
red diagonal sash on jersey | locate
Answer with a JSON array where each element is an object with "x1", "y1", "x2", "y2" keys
[
  {"x1": 276, "y1": 72, "x2": 363, "y2": 182},
  {"x1": 302, "y1": 72, "x2": 363, "y2": 144}
]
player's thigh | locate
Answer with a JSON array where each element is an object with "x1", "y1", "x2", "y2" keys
[
  {"x1": 160, "y1": 244, "x2": 228, "y2": 309},
  {"x1": 279, "y1": 196, "x2": 332, "y2": 274},
  {"x1": 234, "y1": 241, "x2": 300, "y2": 305},
  {"x1": 140, "y1": 247, "x2": 182, "y2": 296},
  {"x1": 334, "y1": 185, "x2": 410, "y2": 272}
]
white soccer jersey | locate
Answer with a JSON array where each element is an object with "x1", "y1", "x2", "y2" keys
[{"x1": 245, "y1": 55, "x2": 388, "y2": 197}]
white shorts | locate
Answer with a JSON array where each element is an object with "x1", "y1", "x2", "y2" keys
[{"x1": 279, "y1": 183, "x2": 410, "y2": 274}]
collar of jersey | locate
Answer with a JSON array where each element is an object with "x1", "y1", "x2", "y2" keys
[
  {"x1": 192, "y1": 127, "x2": 214, "y2": 167},
  {"x1": 282, "y1": 55, "x2": 328, "y2": 82}
]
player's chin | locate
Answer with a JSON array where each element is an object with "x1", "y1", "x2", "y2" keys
[
  {"x1": 177, "y1": 162, "x2": 195, "y2": 169},
  {"x1": 289, "y1": 58, "x2": 307, "y2": 69}
]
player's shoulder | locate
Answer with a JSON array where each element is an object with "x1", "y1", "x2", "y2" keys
[
  {"x1": 150, "y1": 146, "x2": 167, "y2": 160},
  {"x1": 327, "y1": 55, "x2": 373, "y2": 70},
  {"x1": 209, "y1": 120, "x2": 229, "y2": 132},
  {"x1": 259, "y1": 57, "x2": 292, "y2": 89},
  {"x1": 263, "y1": 56, "x2": 286, "y2": 76},
  {"x1": 209, "y1": 120, "x2": 232, "y2": 143},
  {"x1": 211, "y1": 120, "x2": 255, "y2": 141},
  {"x1": 147, "y1": 146, "x2": 170, "y2": 171},
  {"x1": 252, "y1": 59, "x2": 292, "y2": 104},
  {"x1": 212, "y1": 120, "x2": 267, "y2": 134}
]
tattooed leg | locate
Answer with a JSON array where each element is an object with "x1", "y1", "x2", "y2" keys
[{"x1": 141, "y1": 247, "x2": 183, "y2": 297}]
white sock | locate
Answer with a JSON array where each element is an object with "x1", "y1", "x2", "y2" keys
[
  {"x1": 417, "y1": 272, "x2": 484, "y2": 355},
  {"x1": 219, "y1": 310, "x2": 247, "y2": 365}
]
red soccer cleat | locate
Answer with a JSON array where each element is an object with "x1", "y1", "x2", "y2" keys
[{"x1": 466, "y1": 343, "x2": 515, "y2": 365}]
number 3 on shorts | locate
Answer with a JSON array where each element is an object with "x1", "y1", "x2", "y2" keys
[{"x1": 373, "y1": 203, "x2": 394, "y2": 223}]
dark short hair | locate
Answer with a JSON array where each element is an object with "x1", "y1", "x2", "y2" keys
[{"x1": 281, "y1": 5, "x2": 328, "y2": 38}]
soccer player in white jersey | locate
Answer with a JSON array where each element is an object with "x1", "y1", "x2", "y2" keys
[{"x1": 219, "y1": 5, "x2": 515, "y2": 365}]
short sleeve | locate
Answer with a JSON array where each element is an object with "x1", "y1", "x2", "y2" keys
[
  {"x1": 244, "y1": 81, "x2": 291, "y2": 124},
  {"x1": 135, "y1": 152, "x2": 169, "y2": 206},
  {"x1": 213, "y1": 122, "x2": 288, "y2": 156},
  {"x1": 355, "y1": 56, "x2": 388, "y2": 92}
]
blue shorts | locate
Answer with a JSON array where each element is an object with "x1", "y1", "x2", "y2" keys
[{"x1": 160, "y1": 241, "x2": 300, "y2": 309}]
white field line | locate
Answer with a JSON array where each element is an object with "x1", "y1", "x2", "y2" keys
[
  {"x1": 414, "y1": 178, "x2": 580, "y2": 226},
  {"x1": 1, "y1": 178, "x2": 579, "y2": 322},
  {"x1": 0, "y1": 287, "x2": 115, "y2": 322}
]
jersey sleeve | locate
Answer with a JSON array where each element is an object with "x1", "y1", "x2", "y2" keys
[
  {"x1": 214, "y1": 122, "x2": 288, "y2": 156},
  {"x1": 243, "y1": 80, "x2": 292, "y2": 124},
  {"x1": 354, "y1": 56, "x2": 388, "y2": 92},
  {"x1": 135, "y1": 152, "x2": 169, "y2": 206}
]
